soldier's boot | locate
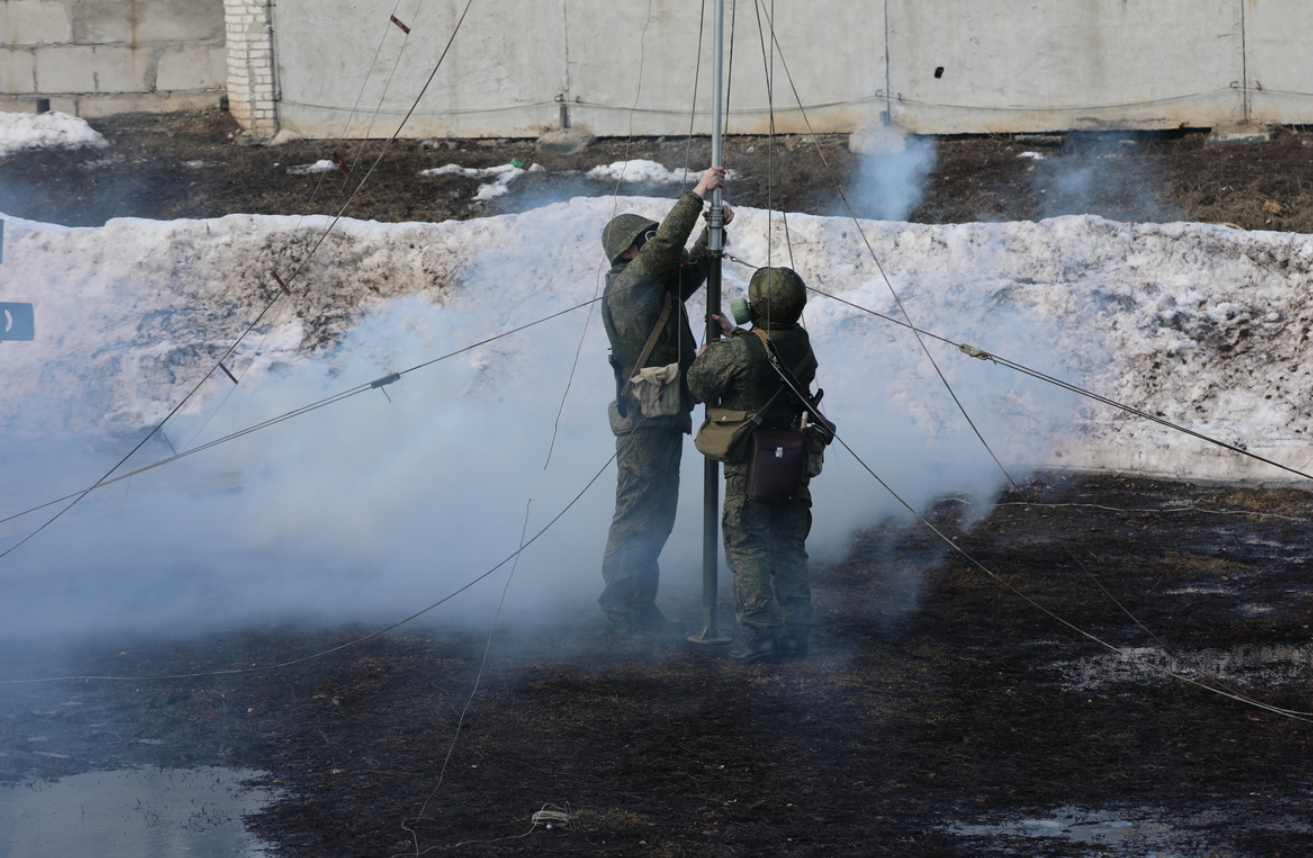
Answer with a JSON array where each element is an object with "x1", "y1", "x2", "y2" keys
[
  {"x1": 635, "y1": 606, "x2": 686, "y2": 639},
  {"x1": 605, "y1": 612, "x2": 648, "y2": 641},
  {"x1": 779, "y1": 629, "x2": 810, "y2": 659},
  {"x1": 736, "y1": 630, "x2": 781, "y2": 664}
]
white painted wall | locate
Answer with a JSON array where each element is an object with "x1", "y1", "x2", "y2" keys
[
  {"x1": 887, "y1": 0, "x2": 1248, "y2": 133},
  {"x1": 4, "y1": 1, "x2": 1313, "y2": 136},
  {"x1": 270, "y1": 0, "x2": 888, "y2": 139},
  {"x1": 1246, "y1": 1, "x2": 1313, "y2": 127},
  {"x1": 0, "y1": 0, "x2": 226, "y2": 116}
]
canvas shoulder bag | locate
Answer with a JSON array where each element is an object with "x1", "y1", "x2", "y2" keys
[{"x1": 693, "y1": 402, "x2": 763, "y2": 463}]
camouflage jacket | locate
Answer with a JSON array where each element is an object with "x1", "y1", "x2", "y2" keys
[
  {"x1": 687, "y1": 323, "x2": 818, "y2": 468},
  {"x1": 602, "y1": 191, "x2": 714, "y2": 434}
]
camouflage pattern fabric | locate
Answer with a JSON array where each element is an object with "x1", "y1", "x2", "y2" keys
[
  {"x1": 687, "y1": 321, "x2": 819, "y2": 635},
  {"x1": 598, "y1": 426, "x2": 683, "y2": 619},
  {"x1": 598, "y1": 191, "x2": 714, "y2": 619},
  {"x1": 601, "y1": 191, "x2": 713, "y2": 435},
  {"x1": 722, "y1": 473, "x2": 814, "y2": 633}
]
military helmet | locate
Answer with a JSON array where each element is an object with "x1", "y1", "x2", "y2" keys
[
  {"x1": 747, "y1": 267, "x2": 807, "y2": 326},
  {"x1": 601, "y1": 213, "x2": 659, "y2": 263}
]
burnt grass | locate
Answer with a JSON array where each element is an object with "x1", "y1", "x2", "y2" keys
[
  {"x1": 3, "y1": 475, "x2": 1313, "y2": 856},
  {"x1": 3, "y1": 112, "x2": 1313, "y2": 856}
]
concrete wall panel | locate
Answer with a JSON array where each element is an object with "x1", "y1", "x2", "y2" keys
[
  {"x1": 34, "y1": 44, "x2": 152, "y2": 93},
  {"x1": 1244, "y1": 1, "x2": 1313, "y2": 126},
  {"x1": 2, "y1": 1, "x2": 73, "y2": 45},
  {"x1": 0, "y1": 50, "x2": 39, "y2": 93},
  {"x1": 157, "y1": 44, "x2": 225, "y2": 91},
  {"x1": 567, "y1": 1, "x2": 885, "y2": 137},
  {"x1": 887, "y1": 0, "x2": 1244, "y2": 133},
  {"x1": 274, "y1": 0, "x2": 887, "y2": 139},
  {"x1": 71, "y1": 89, "x2": 220, "y2": 114},
  {"x1": 72, "y1": 0, "x2": 224, "y2": 45},
  {"x1": 273, "y1": 0, "x2": 569, "y2": 138}
]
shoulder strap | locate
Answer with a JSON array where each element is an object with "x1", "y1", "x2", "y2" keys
[
  {"x1": 620, "y1": 292, "x2": 675, "y2": 397},
  {"x1": 752, "y1": 327, "x2": 835, "y2": 438},
  {"x1": 744, "y1": 328, "x2": 806, "y2": 416}
]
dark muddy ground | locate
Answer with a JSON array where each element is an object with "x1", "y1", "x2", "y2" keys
[
  {"x1": 3, "y1": 111, "x2": 1313, "y2": 857},
  {"x1": 4, "y1": 108, "x2": 1313, "y2": 231},
  {"x1": 3, "y1": 475, "x2": 1312, "y2": 857}
]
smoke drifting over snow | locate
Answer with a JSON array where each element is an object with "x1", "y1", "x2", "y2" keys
[
  {"x1": 4, "y1": 201, "x2": 1313, "y2": 638},
  {"x1": 849, "y1": 125, "x2": 937, "y2": 222},
  {"x1": 1028, "y1": 133, "x2": 1176, "y2": 223}
]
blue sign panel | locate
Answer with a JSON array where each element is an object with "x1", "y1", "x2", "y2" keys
[{"x1": 1, "y1": 303, "x2": 34, "y2": 341}]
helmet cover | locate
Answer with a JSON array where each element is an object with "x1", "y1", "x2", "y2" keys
[
  {"x1": 747, "y1": 267, "x2": 807, "y2": 326},
  {"x1": 602, "y1": 214, "x2": 659, "y2": 263}
]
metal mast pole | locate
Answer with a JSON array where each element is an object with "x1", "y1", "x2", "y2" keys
[{"x1": 690, "y1": 0, "x2": 731, "y2": 645}]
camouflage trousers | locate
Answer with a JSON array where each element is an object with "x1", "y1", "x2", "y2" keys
[
  {"x1": 599, "y1": 427, "x2": 683, "y2": 619},
  {"x1": 722, "y1": 469, "x2": 813, "y2": 634}
]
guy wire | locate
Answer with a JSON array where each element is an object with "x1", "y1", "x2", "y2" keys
[
  {"x1": 755, "y1": 0, "x2": 1019, "y2": 492},
  {"x1": 0, "y1": 0, "x2": 482, "y2": 564},
  {"x1": 792, "y1": 278, "x2": 1313, "y2": 483},
  {"x1": 827, "y1": 432, "x2": 1313, "y2": 721},
  {"x1": 741, "y1": 7, "x2": 1313, "y2": 714},
  {"x1": 1, "y1": 296, "x2": 601, "y2": 528},
  {"x1": 0, "y1": 449, "x2": 619, "y2": 686}
]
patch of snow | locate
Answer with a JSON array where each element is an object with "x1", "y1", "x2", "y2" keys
[
  {"x1": 287, "y1": 159, "x2": 337, "y2": 175},
  {"x1": 585, "y1": 160, "x2": 740, "y2": 184},
  {"x1": 419, "y1": 161, "x2": 542, "y2": 199},
  {"x1": 6, "y1": 202, "x2": 1313, "y2": 635},
  {"x1": 0, "y1": 111, "x2": 108, "y2": 159}
]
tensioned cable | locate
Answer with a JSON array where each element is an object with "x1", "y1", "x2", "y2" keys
[
  {"x1": 186, "y1": 0, "x2": 436, "y2": 451},
  {"x1": 0, "y1": 450, "x2": 617, "y2": 686},
  {"x1": 713, "y1": 254, "x2": 1313, "y2": 491},
  {"x1": 680, "y1": 0, "x2": 707, "y2": 194},
  {"x1": 788, "y1": 278, "x2": 1313, "y2": 484},
  {"x1": 742, "y1": 7, "x2": 1313, "y2": 712},
  {"x1": 0, "y1": 296, "x2": 599, "y2": 528},
  {"x1": 753, "y1": 349, "x2": 1313, "y2": 719},
  {"x1": 832, "y1": 430, "x2": 1313, "y2": 720},
  {"x1": 752, "y1": 2, "x2": 1019, "y2": 493},
  {"x1": 750, "y1": 0, "x2": 777, "y2": 267},
  {"x1": 0, "y1": 0, "x2": 481, "y2": 563}
]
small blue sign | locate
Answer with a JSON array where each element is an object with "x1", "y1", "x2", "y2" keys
[{"x1": 1, "y1": 303, "x2": 34, "y2": 341}]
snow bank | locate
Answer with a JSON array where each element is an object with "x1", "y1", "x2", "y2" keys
[
  {"x1": 0, "y1": 112, "x2": 107, "y2": 159},
  {"x1": 4, "y1": 203, "x2": 1308, "y2": 483},
  {"x1": 2, "y1": 201, "x2": 1311, "y2": 636}
]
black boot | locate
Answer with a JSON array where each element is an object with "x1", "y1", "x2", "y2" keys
[
  {"x1": 779, "y1": 629, "x2": 810, "y2": 659},
  {"x1": 605, "y1": 612, "x2": 646, "y2": 641},
  {"x1": 736, "y1": 631, "x2": 781, "y2": 664}
]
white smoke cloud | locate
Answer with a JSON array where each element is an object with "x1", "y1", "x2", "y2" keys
[{"x1": 3, "y1": 202, "x2": 1310, "y2": 641}]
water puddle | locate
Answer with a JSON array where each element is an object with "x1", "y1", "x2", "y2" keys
[
  {"x1": 946, "y1": 805, "x2": 1194, "y2": 855},
  {"x1": 0, "y1": 766, "x2": 280, "y2": 858},
  {"x1": 945, "y1": 802, "x2": 1313, "y2": 856},
  {"x1": 1056, "y1": 644, "x2": 1313, "y2": 691}
]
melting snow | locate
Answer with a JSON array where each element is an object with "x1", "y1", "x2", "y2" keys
[{"x1": 0, "y1": 111, "x2": 107, "y2": 159}]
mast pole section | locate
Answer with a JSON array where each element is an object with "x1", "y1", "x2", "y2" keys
[{"x1": 692, "y1": 0, "x2": 731, "y2": 646}]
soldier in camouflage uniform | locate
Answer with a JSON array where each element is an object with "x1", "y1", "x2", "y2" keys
[
  {"x1": 687, "y1": 267, "x2": 819, "y2": 663},
  {"x1": 599, "y1": 166, "x2": 735, "y2": 639}
]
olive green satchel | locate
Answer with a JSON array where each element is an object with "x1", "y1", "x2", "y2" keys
[{"x1": 693, "y1": 405, "x2": 763, "y2": 463}]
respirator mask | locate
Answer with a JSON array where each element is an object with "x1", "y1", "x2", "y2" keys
[{"x1": 729, "y1": 297, "x2": 752, "y2": 325}]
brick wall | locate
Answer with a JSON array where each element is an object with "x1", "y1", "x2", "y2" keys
[{"x1": 222, "y1": 0, "x2": 276, "y2": 138}]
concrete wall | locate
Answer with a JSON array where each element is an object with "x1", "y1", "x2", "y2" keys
[
  {"x1": 257, "y1": 0, "x2": 1313, "y2": 141},
  {"x1": 268, "y1": 0, "x2": 887, "y2": 139},
  {"x1": 5, "y1": 0, "x2": 1313, "y2": 136},
  {"x1": 0, "y1": 0, "x2": 226, "y2": 116},
  {"x1": 887, "y1": 0, "x2": 1247, "y2": 133}
]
